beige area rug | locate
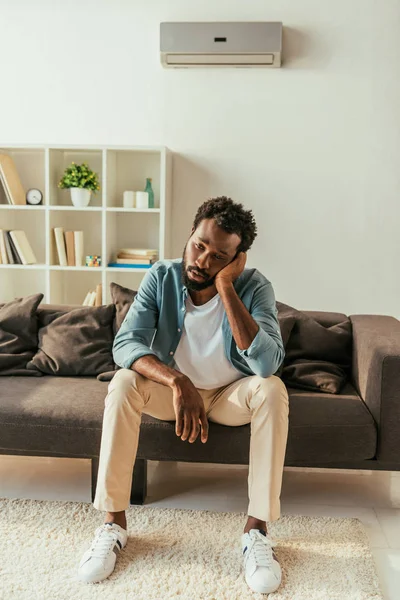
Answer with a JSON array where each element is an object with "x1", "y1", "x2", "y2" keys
[{"x1": 0, "y1": 498, "x2": 383, "y2": 600}]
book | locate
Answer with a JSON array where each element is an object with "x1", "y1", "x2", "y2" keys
[
  {"x1": 88, "y1": 291, "x2": 96, "y2": 307},
  {"x1": 7, "y1": 231, "x2": 23, "y2": 264},
  {"x1": 0, "y1": 166, "x2": 13, "y2": 204},
  {"x1": 118, "y1": 248, "x2": 158, "y2": 256},
  {"x1": 82, "y1": 291, "x2": 91, "y2": 306},
  {"x1": 54, "y1": 227, "x2": 67, "y2": 266},
  {"x1": 3, "y1": 231, "x2": 15, "y2": 263},
  {"x1": 9, "y1": 230, "x2": 37, "y2": 264},
  {"x1": 64, "y1": 231, "x2": 76, "y2": 267},
  {"x1": 107, "y1": 263, "x2": 152, "y2": 269},
  {"x1": 115, "y1": 258, "x2": 155, "y2": 265},
  {"x1": 0, "y1": 154, "x2": 26, "y2": 205},
  {"x1": 95, "y1": 283, "x2": 102, "y2": 307},
  {"x1": 0, "y1": 230, "x2": 8, "y2": 264},
  {"x1": 116, "y1": 254, "x2": 156, "y2": 262},
  {"x1": 74, "y1": 231, "x2": 84, "y2": 266}
]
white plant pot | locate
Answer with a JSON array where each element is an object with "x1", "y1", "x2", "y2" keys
[{"x1": 70, "y1": 187, "x2": 91, "y2": 208}]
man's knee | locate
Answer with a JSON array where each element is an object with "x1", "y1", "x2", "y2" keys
[
  {"x1": 107, "y1": 368, "x2": 145, "y2": 403},
  {"x1": 251, "y1": 375, "x2": 289, "y2": 410}
]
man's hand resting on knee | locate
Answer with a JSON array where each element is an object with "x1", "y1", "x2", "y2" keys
[{"x1": 171, "y1": 375, "x2": 209, "y2": 444}]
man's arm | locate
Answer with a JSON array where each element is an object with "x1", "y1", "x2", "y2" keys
[
  {"x1": 112, "y1": 267, "x2": 161, "y2": 369},
  {"x1": 113, "y1": 266, "x2": 208, "y2": 443},
  {"x1": 131, "y1": 353, "x2": 185, "y2": 388},
  {"x1": 217, "y1": 278, "x2": 284, "y2": 378},
  {"x1": 217, "y1": 282, "x2": 259, "y2": 351}
]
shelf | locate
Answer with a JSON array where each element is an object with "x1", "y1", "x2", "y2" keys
[
  {"x1": 0, "y1": 147, "x2": 46, "y2": 205},
  {"x1": 106, "y1": 208, "x2": 161, "y2": 213},
  {"x1": 49, "y1": 206, "x2": 103, "y2": 211},
  {"x1": 49, "y1": 148, "x2": 103, "y2": 207},
  {"x1": 0, "y1": 268, "x2": 47, "y2": 304},
  {"x1": 106, "y1": 149, "x2": 161, "y2": 208},
  {"x1": 0, "y1": 204, "x2": 46, "y2": 210},
  {"x1": 0, "y1": 264, "x2": 47, "y2": 269},
  {"x1": 49, "y1": 266, "x2": 103, "y2": 271},
  {"x1": 0, "y1": 144, "x2": 172, "y2": 304},
  {"x1": 50, "y1": 269, "x2": 102, "y2": 305},
  {"x1": 105, "y1": 269, "x2": 144, "y2": 304}
]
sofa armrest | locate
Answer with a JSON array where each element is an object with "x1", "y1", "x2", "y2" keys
[{"x1": 349, "y1": 314, "x2": 400, "y2": 462}]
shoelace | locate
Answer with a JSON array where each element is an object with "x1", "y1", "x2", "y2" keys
[
  {"x1": 88, "y1": 525, "x2": 121, "y2": 562},
  {"x1": 245, "y1": 530, "x2": 277, "y2": 568}
]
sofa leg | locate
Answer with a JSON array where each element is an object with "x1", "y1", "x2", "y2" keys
[
  {"x1": 91, "y1": 457, "x2": 100, "y2": 503},
  {"x1": 130, "y1": 458, "x2": 147, "y2": 505}
]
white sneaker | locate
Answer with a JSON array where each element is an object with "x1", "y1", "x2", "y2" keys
[
  {"x1": 241, "y1": 528, "x2": 282, "y2": 594},
  {"x1": 77, "y1": 522, "x2": 128, "y2": 583}
]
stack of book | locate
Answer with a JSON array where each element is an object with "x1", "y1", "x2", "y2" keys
[
  {"x1": 82, "y1": 283, "x2": 102, "y2": 306},
  {"x1": 108, "y1": 248, "x2": 158, "y2": 268},
  {"x1": 53, "y1": 227, "x2": 84, "y2": 266},
  {"x1": 0, "y1": 154, "x2": 26, "y2": 205},
  {"x1": 0, "y1": 229, "x2": 37, "y2": 264}
]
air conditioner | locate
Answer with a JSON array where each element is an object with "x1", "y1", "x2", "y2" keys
[{"x1": 160, "y1": 22, "x2": 282, "y2": 68}]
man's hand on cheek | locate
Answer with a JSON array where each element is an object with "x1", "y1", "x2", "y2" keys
[{"x1": 215, "y1": 252, "x2": 247, "y2": 288}]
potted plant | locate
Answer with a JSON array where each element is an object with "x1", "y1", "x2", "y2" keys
[{"x1": 58, "y1": 162, "x2": 100, "y2": 207}]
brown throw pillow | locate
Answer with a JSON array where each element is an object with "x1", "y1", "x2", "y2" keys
[
  {"x1": 281, "y1": 359, "x2": 348, "y2": 394},
  {"x1": 276, "y1": 301, "x2": 352, "y2": 394},
  {"x1": 97, "y1": 282, "x2": 139, "y2": 382},
  {"x1": 27, "y1": 304, "x2": 115, "y2": 376},
  {"x1": 110, "y1": 281, "x2": 137, "y2": 333},
  {"x1": 0, "y1": 293, "x2": 44, "y2": 376},
  {"x1": 274, "y1": 314, "x2": 296, "y2": 378}
]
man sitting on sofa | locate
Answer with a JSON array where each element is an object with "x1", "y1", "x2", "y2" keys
[{"x1": 78, "y1": 196, "x2": 289, "y2": 595}]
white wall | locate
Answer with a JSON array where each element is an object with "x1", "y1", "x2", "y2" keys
[{"x1": 1, "y1": 0, "x2": 399, "y2": 316}]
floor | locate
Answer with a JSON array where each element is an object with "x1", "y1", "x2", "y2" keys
[{"x1": 0, "y1": 457, "x2": 399, "y2": 599}]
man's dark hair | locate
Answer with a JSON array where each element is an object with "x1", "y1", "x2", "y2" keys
[{"x1": 192, "y1": 196, "x2": 258, "y2": 254}]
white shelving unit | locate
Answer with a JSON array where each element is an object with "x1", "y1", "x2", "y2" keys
[{"x1": 0, "y1": 144, "x2": 172, "y2": 305}]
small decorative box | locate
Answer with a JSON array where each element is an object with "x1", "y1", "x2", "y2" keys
[{"x1": 86, "y1": 255, "x2": 102, "y2": 267}]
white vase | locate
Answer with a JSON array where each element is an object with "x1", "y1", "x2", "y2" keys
[{"x1": 70, "y1": 188, "x2": 91, "y2": 208}]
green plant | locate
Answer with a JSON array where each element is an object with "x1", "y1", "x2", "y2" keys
[{"x1": 58, "y1": 162, "x2": 100, "y2": 193}]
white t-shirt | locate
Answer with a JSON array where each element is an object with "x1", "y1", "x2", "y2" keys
[{"x1": 173, "y1": 292, "x2": 244, "y2": 390}]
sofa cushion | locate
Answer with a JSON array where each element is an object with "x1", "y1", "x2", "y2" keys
[
  {"x1": 110, "y1": 281, "x2": 137, "y2": 333},
  {"x1": 96, "y1": 282, "x2": 138, "y2": 382},
  {"x1": 277, "y1": 301, "x2": 352, "y2": 394},
  {"x1": 0, "y1": 293, "x2": 44, "y2": 376},
  {"x1": 27, "y1": 304, "x2": 115, "y2": 376},
  {"x1": 0, "y1": 376, "x2": 375, "y2": 463}
]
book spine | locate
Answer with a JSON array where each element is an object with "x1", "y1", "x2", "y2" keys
[
  {"x1": 64, "y1": 231, "x2": 76, "y2": 266},
  {"x1": 0, "y1": 154, "x2": 26, "y2": 205},
  {"x1": 88, "y1": 291, "x2": 96, "y2": 306},
  {"x1": 82, "y1": 291, "x2": 91, "y2": 306},
  {"x1": 6, "y1": 231, "x2": 22, "y2": 264},
  {"x1": 0, "y1": 165, "x2": 13, "y2": 204},
  {"x1": 95, "y1": 283, "x2": 102, "y2": 306},
  {"x1": 3, "y1": 231, "x2": 15, "y2": 263},
  {"x1": 0, "y1": 230, "x2": 9, "y2": 264},
  {"x1": 54, "y1": 227, "x2": 67, "y2": 266},
  {"x1": 9, "y1": 230, "x2": 37, "y2": 264},
  {"x1": 74, "y1": 231, "x2": 84, "y2": 266}
]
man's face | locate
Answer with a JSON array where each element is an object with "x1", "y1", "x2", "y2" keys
[{"x1": 181, "y1": 218, "x2": 241, "y2": 291}]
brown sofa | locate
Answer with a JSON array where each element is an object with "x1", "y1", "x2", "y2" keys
[{"x1": 1, "y1": 302, "x2": 400, "y2": 506}]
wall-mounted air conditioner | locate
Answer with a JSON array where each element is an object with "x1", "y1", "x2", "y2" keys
[{"x1": 160, "y1": 22, "x2": 282, "y2": 68}]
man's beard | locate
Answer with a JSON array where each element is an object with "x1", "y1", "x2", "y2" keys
[{"x1": 181, "y1": 246, "x2": 215, "y2": 291}]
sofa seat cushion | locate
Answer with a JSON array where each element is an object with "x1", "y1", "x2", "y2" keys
[
  {"x1": 0, "y1": 378, "x2": 376, "y2": 465},
  {"x1": 135, "y1": 382, "x2": 376, "y2": 464},
  {"x1": 0, "y1": 376, "x2": 108, "y2": 457}
]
